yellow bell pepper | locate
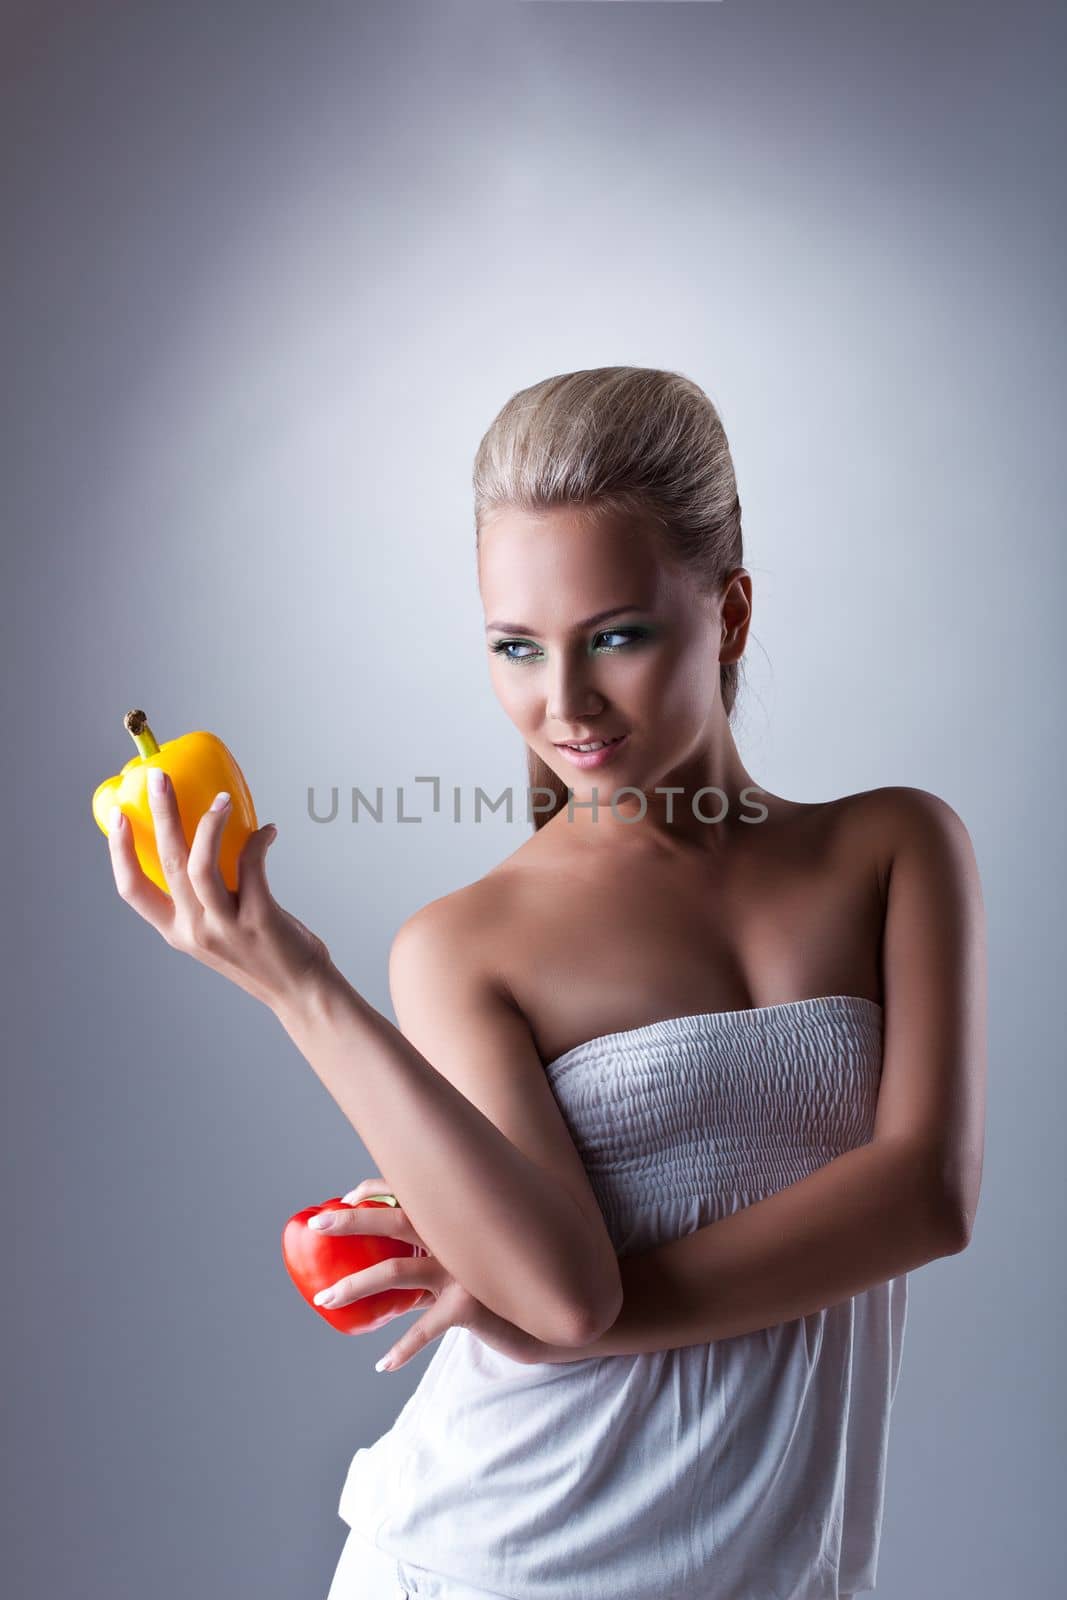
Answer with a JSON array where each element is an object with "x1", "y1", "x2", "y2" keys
[{"x1": 91, "y1": 709, "x2": 258, "y2": 896}]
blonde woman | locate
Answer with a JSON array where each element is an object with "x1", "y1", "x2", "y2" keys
[{"x1": 107, "y1": 368, "x2": 986, "y2": 1600}]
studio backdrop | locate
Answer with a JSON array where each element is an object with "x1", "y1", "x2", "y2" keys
[{"x1": 3, "y1": 2, "x2": 1062, "y2": 1597}]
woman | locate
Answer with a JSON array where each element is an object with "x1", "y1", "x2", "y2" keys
[{"x1": 106, "y1": 368, "x2": 986, "y2": 1600}]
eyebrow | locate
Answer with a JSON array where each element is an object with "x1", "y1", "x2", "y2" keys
[{"x1": 485, "y1": 604, "x2": 651, "y2": 635}]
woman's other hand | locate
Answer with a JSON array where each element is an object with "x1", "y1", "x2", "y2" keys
[
  {"x1": 106, "y1": 768, "x2": 332, "y2": 1013},
  {"x1": 314, "y1": 1177, "x2": 564, "y2": 1370}
]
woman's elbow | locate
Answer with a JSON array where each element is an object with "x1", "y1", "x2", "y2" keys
[{"x1": 559, "y1": 1258, "x2": 625, "y2": 1348}]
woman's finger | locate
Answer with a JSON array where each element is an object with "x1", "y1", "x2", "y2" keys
[
  {"x1": 185, "y1": 792, "x2": 239, "y2": 921},
  {"x1": 340, "y1": 1178, "x2": 393, "y2": 1206},
  {"x1": 234, "y1": 824, "x2": 281, "y2": 928},
  {"x1": 332, "y1": 1180, "x2": 431, "y2": 1257},
  {"x1": 311, "y1": 1202, "x2": 426, "y2": 1250},
  {"x1": 313, "y1": 1190, "x2": 422, "y2": 1248},
  {"x1": 313, "y1": 1253, "x2": 448, "y2": 1310},
  {"x1": 376, "y1": 1302, "x2": 457, "y2": 1372},
  {"x1": 144, "y1": 768, "x2": 207, "y2": 926},
  {"x1": 107, "y1": 809, "x2": 177, "y2": 942},
  {"x1": 376, "y1": 1280, "x2": 476, "y2": 1372}
]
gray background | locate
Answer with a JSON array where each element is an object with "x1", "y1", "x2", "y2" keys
[{"x1": 3, "y1": 1, "x2": 1062, "y2": 1595}]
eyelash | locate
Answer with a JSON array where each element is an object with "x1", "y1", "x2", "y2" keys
[{"x1": 489, "y1": 628, "x2": 649, "y2": 664}]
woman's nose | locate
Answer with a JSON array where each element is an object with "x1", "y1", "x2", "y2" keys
[{"x1": 547, "y1": 669, "x2": 604, "y2": 724}]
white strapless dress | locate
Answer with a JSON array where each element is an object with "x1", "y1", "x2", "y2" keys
[{"x1": 333, "y1": 994, "x2": 906, "y2": 1600}]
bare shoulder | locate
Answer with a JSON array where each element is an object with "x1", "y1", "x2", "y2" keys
[
  {"x1": 832, "y1": 784, "x2": 980, "y2": 895},
  {"x1": 855, "y1": 783, "x2": 975, "y2": 831},
  {"x1": 387, "y1": 871, "x2": 519, "y2": 1006},
  {"x1": 384, "y1": 869, "x2": 618, "y2": 1247}
]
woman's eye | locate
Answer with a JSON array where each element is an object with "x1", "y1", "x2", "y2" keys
[
  {"x1": 491, "y1": 640, "x2": 539, "y2": 662},
  {"x1": 597, "y1": 629, "x2": 644, "y2": 650},
  {"x1": 490, "y1": 628, "x2": 647, "y2": 664}
]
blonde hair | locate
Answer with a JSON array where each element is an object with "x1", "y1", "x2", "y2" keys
[{"x1": 473, "y1": 366, "x2": 745, "y2": 831}]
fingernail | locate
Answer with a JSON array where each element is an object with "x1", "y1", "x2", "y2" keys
[
  {"x1": 109, "y1": 806, "x2": 123, "y2": 831},
  {"x1": 340, "y1": 1190, "x2": 361, "y2": 1204},
  {"x1": 375, "y1": 1355, "x2": 393, "y2": 1372},
  {"x1": 210, "y1": 792, "x2": 231, "y2": 813},
  {"x1": 308, "y1": 1214, "x2": 332, "y2": 1230},
  {"x1": 148, "y1": 767, "x2": 165, "y2": 794},
  {"x1": 313, "y1": 1288, "x2": 336, "y2": 1306}
]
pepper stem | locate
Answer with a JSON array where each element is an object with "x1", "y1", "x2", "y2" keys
[{"x1": 124, "y1": 708, "x2": 161, "y2": 761}]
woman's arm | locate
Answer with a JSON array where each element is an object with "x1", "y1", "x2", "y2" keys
[
  {"x1": 108, "y1": 779, "x2": 616, "y2": 1345},
  {"x1": 505, "y1": 1136, "x2": 964, "y2": 1363},
  {"x1": 271, "y1": 903, "x2": 624, "y2": 1349}
]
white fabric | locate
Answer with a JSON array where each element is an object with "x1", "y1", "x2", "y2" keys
[
  {"x1": 326, "y1": 1523, "x2": 408, "y2": 1598},
  {"x1": 335, "y1": 994, "x2": 907, "y2": 1600}
]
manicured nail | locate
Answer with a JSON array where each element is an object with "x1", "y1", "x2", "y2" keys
[
  {"x1": 375, "y1": 1355, "x2": 393, "y2": 1372},
  {"x1": 109, "y1": 806, "x2": 123, "y2": 831},
  {"x1": 210, "y1": 791, "x2": 231, "y2": 813},
  {"x1": 308, "y1": 1214, "x2": 332, "y2": 1230},
  {"x1": 314, "y1": 1288, "x2": 336, "y2": 1306},
  {"x1": 148, "y1": 767, "x2": 165, "y2": 794}
]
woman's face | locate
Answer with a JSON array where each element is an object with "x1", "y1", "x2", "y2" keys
[{"x1": 478, "y1": 504, "x2": 747, "y2": 799}]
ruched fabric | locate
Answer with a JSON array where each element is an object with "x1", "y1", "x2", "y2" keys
[{"x1": 335, "y1": 995, "x2": 907, "y2": 1600}]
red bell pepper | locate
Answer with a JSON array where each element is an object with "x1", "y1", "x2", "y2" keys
[{"x1": 281, "y1": 1195, "x2": 424, "y2": 1335}]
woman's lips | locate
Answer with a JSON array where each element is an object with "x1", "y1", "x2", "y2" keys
[{"x1": 553, "y1": 733, "x2": 630, "y2": 770}]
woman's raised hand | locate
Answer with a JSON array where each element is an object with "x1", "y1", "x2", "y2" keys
[
  {"x1": 313, "y1": 1177, "x2": 556, "y2": 1370},
  {"x1": 106, "y1": 768, "x2": 332, "y2": 1013}
]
